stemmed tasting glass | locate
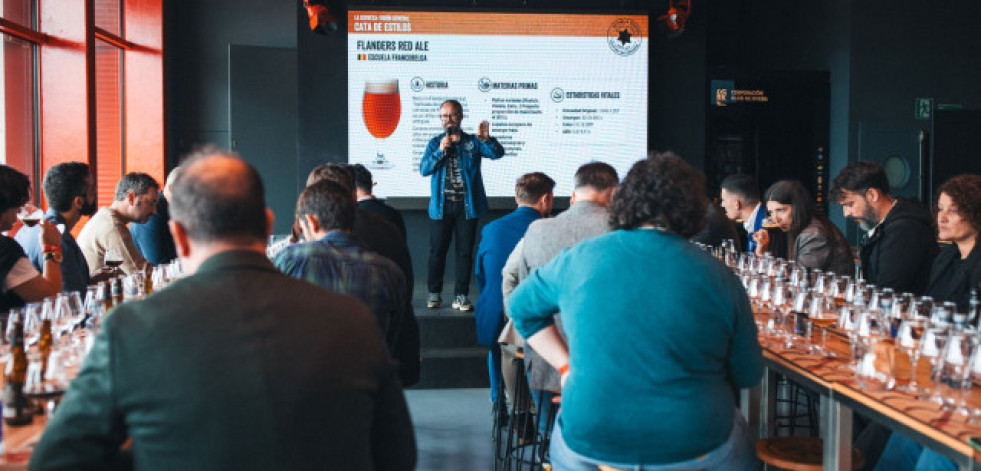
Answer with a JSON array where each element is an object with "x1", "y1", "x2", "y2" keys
[
  {"x1": 964, "y1": 346, "x2": 981, "y2": 422},
  {"x1": 362, "y1": 79, "x2": 401, "y2": 167},
  {"x1": 932, "y1": 332, "x2": 976, "y2": 409},
  {"x1": 896, "y1": 317, "x2": 928, "y2": 393},
  {"x1": 917, "y1": 328, "x2": 950, "y2": 400},
  {"x1": 770, "y1": 281, "x2": 796, "y2": 348},
  {"x1": 808, "y1": 292, "x2": 839, "y2": 355},
  {"x1": 104, "y1": 247, "x2": 125, "y2": 270},
  {"x1": 854, "y1": 310, "x2": 896, "y2": 391}
]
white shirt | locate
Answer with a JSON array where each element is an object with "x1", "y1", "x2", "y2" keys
[
  {"x1": 2, "y1": 257, "x2": 39, "y2": 292},
  {"x1": 743, "y1": 203, "x2": 762, "y2": 235}
]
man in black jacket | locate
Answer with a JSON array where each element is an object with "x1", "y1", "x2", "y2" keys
[
  {"x1": 352, "y1": 164, "x2": 406, "y2": 240},
  {"x1": 831, "y1": 162, "x2": 938, "y2": 294}
]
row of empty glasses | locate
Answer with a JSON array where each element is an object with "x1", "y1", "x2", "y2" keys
[{"x1": 697, "y1": 241, "x2": 981, "y2": 421}]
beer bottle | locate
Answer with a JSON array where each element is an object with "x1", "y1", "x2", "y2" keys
[
  {"x1": 110, "y1": 277, "x2": 123, "y2": 306},
  {"x1": 99, "y1": 281, "x2": 113, "y2": 311},
  {"x1": 38, "y1": 315, "x2": 53, "y2": 380},
  {"x1": 3, "y1": 314, "x2": 33, "y2": 426}
]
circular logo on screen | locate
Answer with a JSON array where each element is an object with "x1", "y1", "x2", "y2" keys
[
  {"x1": 607, "y1": 19, "x2": 642, "y2": 57},
  {"x1": 410, "y1": 77, "x2": 425, "y2": 92},
  {"x1": 550, "y1": 88, "x2": 564, "y2": 103},
  {"x1": 478, "y1": 77, "x2": 492, "y2": 92}
]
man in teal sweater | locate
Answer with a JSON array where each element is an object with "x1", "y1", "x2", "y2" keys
[{"x1": 508, "y1": 153, "x2": 762, "y2": 470}]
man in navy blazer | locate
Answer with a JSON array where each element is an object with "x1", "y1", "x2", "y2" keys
[
  {"x1": 474, "y1": 172, "x2": 554, "y2": 403},
  {"x1": 720, "y1": 174, "x2": 766, "y2": 252}
]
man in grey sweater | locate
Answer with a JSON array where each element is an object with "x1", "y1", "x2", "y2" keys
[{"x1": 499, "y1": 162, "x2": 619, "y2": 408}]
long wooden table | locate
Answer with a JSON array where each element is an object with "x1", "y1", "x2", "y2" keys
[{"x1": 742, "y1": 313, "x2": 981, "y2": 470}]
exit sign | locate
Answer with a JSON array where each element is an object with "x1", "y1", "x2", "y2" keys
[{"x1": 915, "y1": 98, "x2": 934, "y2": 120}]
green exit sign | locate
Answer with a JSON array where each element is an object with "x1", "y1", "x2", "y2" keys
[{"x1": 915, "y1": 98, "x2": 934, "y2": 120}]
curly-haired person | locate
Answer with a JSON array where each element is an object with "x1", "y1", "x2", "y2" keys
[
  {"x1": 872, "y1": 174, "x2": 981, "y2": 471},
  {"x1": 507, "y1": 152, "x2": 762, "y2": 471}
]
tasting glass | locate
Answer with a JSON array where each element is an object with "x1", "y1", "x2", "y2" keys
[{"x1": 896, "y1": 317, "x2": 928, "y2": 393}]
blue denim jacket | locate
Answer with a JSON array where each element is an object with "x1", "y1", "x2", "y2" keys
[{"x1": 420, "y1": 131, "x2": 505, "y2": 219}]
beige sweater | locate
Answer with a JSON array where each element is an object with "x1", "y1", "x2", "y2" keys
[{"x1": 77, "y1": 207, "x2": 148, "y2": 275}]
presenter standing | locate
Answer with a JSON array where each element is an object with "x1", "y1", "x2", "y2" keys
[{"x1": 420, "y1": 99, "x2": 505, "y2": 311}]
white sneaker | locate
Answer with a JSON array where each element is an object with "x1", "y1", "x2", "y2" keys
[
  {"x1": 427, "y1": 293, "x2": 442, "y2": 309},
  {"x1": 452, "y1": 295, "x2": 473, "y2": 312}
]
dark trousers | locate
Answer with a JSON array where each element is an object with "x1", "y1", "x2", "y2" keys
[{"x1": 427, "y1": 199, "x2": 478, "y2": 295}]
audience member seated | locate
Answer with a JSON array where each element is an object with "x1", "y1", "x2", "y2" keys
[
  {"x1": 500, "y1": 162, "x2": 618, "y2": 416},
  {"x1": 30, "y1": 149, "x2": 416, "y2": 470},
  {"x1": 872, "y1": 173, "x2": 981, "y2": 471},
  {"x1": 690, "y1": 201, "x2": 741, "y2": 247},
  {"x1": 754, "y1": 179, "x2": 853, "y2": 276},
  {"x1": 130, "y1": 166, "x2": 180, "y2": 264},
  {"x1": 719, "y1": 173, "x2": 766, "y2": 252},
  {"x1": 474, "y1": 172, "x2": 554, "y2": 405},
  {"x1": 831, "y1": 161, "x2": 937, "y2": 294},
  {"x1": 275, "y1": 179, "x2": 408, "y2": 352},
  {"x1": 0, "y1": 165, "x2": 62, "y2": 311},
  {"x1": 352, "y1": 163, "x2": 407, "y2": 239},
  {"x1": 77, "y1": 172, "x2": 160, "y2": 275},
  {"x1": 508, "y1": 152, "x2": 762, "y2": 471},
  {"x1": 14, "y1": 162, "x2": 116, "y2": 293},
  {"x1": 306, "y1": 163, "x2": 419, "y2": 386}
]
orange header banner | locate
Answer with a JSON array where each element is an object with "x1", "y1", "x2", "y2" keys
[{"x1": 348, "y1": 11, "x2": 648, "y2": 37}]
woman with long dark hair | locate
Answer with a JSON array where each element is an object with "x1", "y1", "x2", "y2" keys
[
  {"x1": 754, "y1": 179, "x2": 853, "y2": 275},
  {"x1": 0, "y1": 165, "x2": 62, "y2": 311}
]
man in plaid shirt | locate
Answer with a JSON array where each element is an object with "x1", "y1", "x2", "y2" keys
[{"x1": 274, "y1": 179, "x2": 407, "y2": 352}]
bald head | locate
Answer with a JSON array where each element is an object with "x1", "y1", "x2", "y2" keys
[{"x1": 170, "y1": 150, "x2": 268, "y2": 243}]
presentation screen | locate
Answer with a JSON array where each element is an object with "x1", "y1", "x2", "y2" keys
[{"x1": 348, "y1": 10, "x2": 648, "y2": 198}]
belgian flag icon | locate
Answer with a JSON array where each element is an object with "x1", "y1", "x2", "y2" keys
[{"x1": 357, "y1": 54, "x2": 367, "y2": 60}]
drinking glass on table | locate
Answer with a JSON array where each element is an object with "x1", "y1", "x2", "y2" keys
[
  {"x1": 808, "y1": 292, "x2": 839, "y2": 355},
  {"x1": 896, "y1": 317, "x2": 928, "y2": 393},
  {"x1": 771, "y1": 281, "x2": 794, "y2": 343},
  {"x1": 964, "y1": 347, "x2": 981, "y2": 422},
  {"x1": 917, "y1": 328, "x2": 950, "y2": 398},
  {"x1": 854, "y1": 311, "x2": 896, "y2": 391},
  {"x1": 933, "y1": 332, "x2": 976, "y2": 410}
]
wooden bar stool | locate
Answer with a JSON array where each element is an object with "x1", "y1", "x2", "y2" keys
[{"x1": 756, "y1": 437, "x2": 864, "y2": 471}]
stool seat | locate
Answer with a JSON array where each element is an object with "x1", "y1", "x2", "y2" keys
[{"x1": 756, "y1": 437, "x2": 864, "y2": 471}]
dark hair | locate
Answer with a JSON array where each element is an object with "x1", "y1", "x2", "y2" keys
[
  {"x1": 351, "y1": 164, "x2": 373, "y2": 193},
  {"x1": 719, "y1": 174, "x2": 760, "y2": 203},
  {"x1": 764, "y1": 180, "x2": 845, "y2": 258},
  {"x1": 441, "y1": 99, "x2": 462, "y2": 114},
  {"x1": 169, "y1": 148, "x2": 267, "y2": 243},
  {"x1": 515, "y1": 172, "x2": 555, "y2": 204},
  {"x1": 0, "y1": 164, "x2": 31, "y2": 213},
  {"x1": 574, "y1": 162, "x2": 619, "y2": 190},
  {"x1": 610, "y1": 151, "x2": 707, "y2": 237},
  {"x1": 829, "y1": 161, "x2": 891, "y2": 201},
  {"x1": 114, "y1": 172, "x2": 159, "y2": 201},
  {"x1": 43, "y1": 162, "x2": 91, "y2": 212},
  {"x1": 296, "y1": 180, "x2": 355, "y2": 232},
  {"x1": 936, "y1": 174, "x2": 981, "y2": 233},
  {"x1": 306, "y1": 163, "x2": 354, "y2": 194}
]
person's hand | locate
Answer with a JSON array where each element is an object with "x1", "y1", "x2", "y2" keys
[
  {"x1": 752, "y1": 229, "x2": 770, "y2": 255},
  {"x1": 39, "y1": 219, "x2": 61, "y2": 246},
  {"x1": 439, "y1": 133, "x2": 460, "y2": 153},
  {"x1": 90, "y1": 266, "x2": 121, "y2": 283},
  {"x1": 477, "y1": 120, "x2": 490, "y2": 141}
]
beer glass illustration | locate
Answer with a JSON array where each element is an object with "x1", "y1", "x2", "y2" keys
[{"x1": 362, "y1": 79, "x2": 401, "y2": 166}]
